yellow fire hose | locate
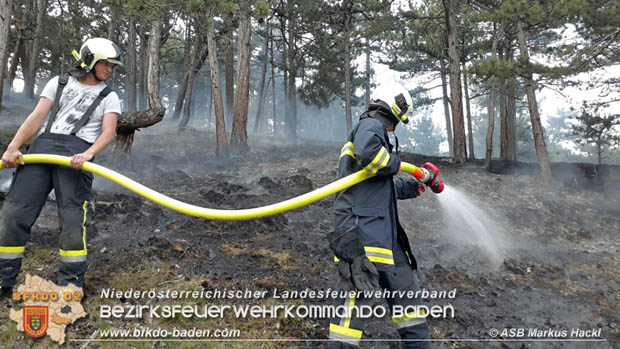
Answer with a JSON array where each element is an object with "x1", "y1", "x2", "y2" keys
[{"x1": 0, "y1": 154, "x2": 425, "y2": 220}]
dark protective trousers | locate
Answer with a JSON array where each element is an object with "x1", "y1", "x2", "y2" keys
[
  {"x1": 329, "y1": 264, "x2": 430, "y2": 348},
  {"x1": 0, "y1": 134, "x2": 93, "y2": 287}
]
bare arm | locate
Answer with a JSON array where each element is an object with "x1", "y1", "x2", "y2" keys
[
  {"x1": 1, "y1": 97, "x2": 53, "y2": 168},
  {"x1": 70, "y1": 112, "x2": 118, "y2": 169}
]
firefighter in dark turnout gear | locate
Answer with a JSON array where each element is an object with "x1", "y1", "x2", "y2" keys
[
  {"x1": 328, "y1": 84, "x2": 431, "y2": 348},
  {"x1": 0, "y1": 38, "x2": 122, "y2": 295}
]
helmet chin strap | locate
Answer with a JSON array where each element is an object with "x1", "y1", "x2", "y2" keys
[
  {"x1": 365, "y1": 105, "x2": 400, "y2": 128},
  {"x1": 394, "y1": 135, "x2": 400, "y2": 154}
]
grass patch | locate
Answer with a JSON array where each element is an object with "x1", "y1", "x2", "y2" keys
[
  {"x1": 220, "y1": 244, "x2": 297, "y2": 271},
  {"x1": 49, "y1": 256, "x2": 320, "y2": 348},
  {"x1": 21, "y1": 248, "x2": 56, "y2": 269},
  {"x1": 0, "y1": 318, "x2": 18, "y2": 344},
  {"x1": 219, "y1": 243, "x2": 248, "y2": 257},
  {"x1": 254, "y1": 249, "x2": 292, "y2": 270}
]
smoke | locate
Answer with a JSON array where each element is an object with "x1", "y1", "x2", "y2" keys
[{"x1": 0, "y1": 96, "x2": 36, "y2": 129}]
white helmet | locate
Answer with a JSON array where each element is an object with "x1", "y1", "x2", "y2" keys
[
  {"x1": 73, "y1": 38, "x2": 123, "y2": 72},
  {"x1": 370, "y1": 83, "x2": 413, "y2": 124}
]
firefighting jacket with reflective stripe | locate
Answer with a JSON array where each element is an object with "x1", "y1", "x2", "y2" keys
[{"x1": 333, "y1": 117, "x2": 418, "y2": 270}]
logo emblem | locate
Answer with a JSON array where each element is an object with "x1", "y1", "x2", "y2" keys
[{"x1": 23, "y1": 306, "x2": 48, "y2": 338}]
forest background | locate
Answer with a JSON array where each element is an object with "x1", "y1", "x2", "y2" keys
[{"x1": 0, "y1": 0, "x2": 619, "y2": 182}]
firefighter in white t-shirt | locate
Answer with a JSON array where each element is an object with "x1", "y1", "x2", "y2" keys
[{"x1": 0, "y1": 38, "x2": 122, "y2": 295}]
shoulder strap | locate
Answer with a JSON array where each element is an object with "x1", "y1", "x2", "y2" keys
[
  {"x1": 44, "y1": 76, "x2": 70, "y2": 133},
  {"x1": 70, "y1": 87, "x2": 113, "y2": 135}
]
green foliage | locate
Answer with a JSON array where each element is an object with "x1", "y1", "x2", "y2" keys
[
  {"x1": 294, "y1": 0, "x2": 392, "y2": 108},
  {"x1": 381, "y1": 1, "x2": 445, "y2": 76},
  {"x1": 571, "y1": 106, "x2": 620, "y2": 163},
  {"x1": 5, "y1": 0, "x2": 618, "y2": 145},
  {"x1": 252, "y1": 1, "x2": 270, "y2": 18},
  {"x1": 122, "y1": 0, "x2": 181, "y2": 21},
  {"x1": 401, "y1": 111, "x2": 445, "y2": 156}
]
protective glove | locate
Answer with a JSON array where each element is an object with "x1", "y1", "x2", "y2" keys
[
  {"x1": 327, "y1": 227, "x2": 380, "y2": 292},
  {"x1": 336, "y1": 260, "x2": 355, "y2": 291},
  {"x1": 350, "y1": 256, "x2": 379, "y2": 291}
]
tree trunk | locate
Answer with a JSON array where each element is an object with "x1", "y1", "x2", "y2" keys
[
  {"x1": 0, "y1": 0, "x2": 11, "y2": 108},
  {"x1": 7, "y1": 35, "x2": 21, "y2": 91},
  {"x1": 138, "y1": 29, "x2": 148, "y2": 110},
  {"x1": 179, "y1": 25, "x2": 202, "y2": 130},
  {"x1": 270, "y1": 26, "x2": 277, "y2": 136},
  {"x1": 178, "y1": 72, "x2": 195, "y2": 129},
  {"x1": 484, "y1": 23, "x2": 500, "y2": 169},
  {"x1": 499, "y1": 75, "x2": 507, "y2": 160},
  {"x1": 498, "y1": 43, "x2": 517, "y2": 163},
  {"x1": 484, "y1": 86, "x2": 496, "y2": 168},
  {"x1": 23, "y1": 0, "x2": 44, "y2": 99},
  {"x1": 505, "y1": 76, "x2": 517, "y2": 162},
  {"x1": 172, "y1": 73, "x2": 190, "y2": 119},
  {"x1": 20, "y1": 1, "x2": 32, "y2": 98},
  {"x1": 344, "y1": 35, "x2": 352, "y2": 133},
  {"x1": 179, "y1": 28, "x2": 209, "y2": 129},
  {"x1": 500, "y1": 78, "x2": 517, "y2": 162},
  {"x1": 107, "y1": 3, "x2": 118, "y2": 41},
  {"x1": 365, "y1": 39, "x2": 371, "y2": 110},
  {"x1": 343, "y1": 8, "x2": 352, "y2": 134},
  {"x1": 172, "y1": 21, "x2": 193, "y2": 120},
  {"x1": 253, "y1": 24, "x2": 269, "y2": 133},
  {"x1": 230, "y1": 9, "x2": 251, "y2": 153},
  {"x1": 443, "y1": 0, "x2": 466, "y2": 163},
  {"x1": 440, "y1": 57, "x2": 454, "y2": 157},
  {"x1": 117, "y1": 109, "x2": 167, "y2": 135},
  {"x1": 207, "y1": 80, "x2": 213, "y2": 126},
  {"x1": 6, "y1": 1, "x2": 22, "y2": 91},
  {"x1": 18, "y1": 39, "x2": 31, "y2": 89},
  {"x1": 281, "y1": 28, "x2": 288, "y2": 137},
  {"x1": 287, "y1": 64, "x2": 298, "y2": 140},
  {"x1": 147, "y1": 20, "x2": 164, "y2": 110},
  {"x1": 106, "y1": 2, "x2": 119, "y2": 90},
  {"x1": 517, "y1": 20, "x2": 552, "y2": 182},
  {"x1": 286, "y1": 1, "x2": 298, "y2": 141},
  {"x1": 114, "y1": 19, "x2": 165, "y2": 153},
  {"x1": 462, "y1": 62, "x2": 474, "y2": 159},
  {"x1": 225, "y1": 27, "x2": 234, "y2": 125},
  {"x1": 206, "y1": 10, "x2": 229, "y2": 157},
  {"x1": 126, "y1": 19, "x2": 138, "y2": 112}
]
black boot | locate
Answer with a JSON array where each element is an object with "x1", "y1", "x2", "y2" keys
[{"x1": 0, "y1": 286, "x2": 13, "y2": 299}]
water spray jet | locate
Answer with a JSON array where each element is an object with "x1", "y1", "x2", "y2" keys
[{"x1": 435, "y1": 185, "x2": 507, "y2": 265}]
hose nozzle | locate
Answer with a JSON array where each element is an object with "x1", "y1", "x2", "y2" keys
[
  {"x1": 423, "y1": 162, "x2": 444, "y2": 194},
  {"x1": 411, "y1": 162, "x2": 444, "y2": 194}
]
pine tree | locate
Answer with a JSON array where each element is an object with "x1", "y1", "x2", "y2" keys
[{"x1": 572, "y1": 108, "x2": 620, "y2": 165}]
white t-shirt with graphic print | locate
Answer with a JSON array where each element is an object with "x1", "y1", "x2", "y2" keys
[{"x1": 38, "y1": 76, "x2": 121, "y2": 143}]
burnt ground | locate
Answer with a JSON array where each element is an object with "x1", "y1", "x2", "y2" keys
[{"x1": 0, "y1": 115, "x2": 619, "y2": 348}]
